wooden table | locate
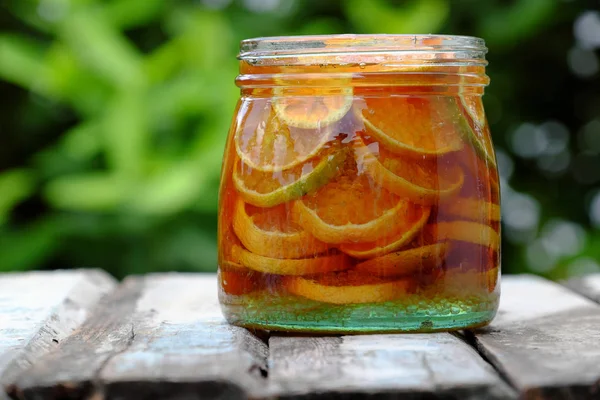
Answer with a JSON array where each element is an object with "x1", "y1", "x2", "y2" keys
[{"x1": 1, "y1": 271, "x2": 599, "y2": 400}]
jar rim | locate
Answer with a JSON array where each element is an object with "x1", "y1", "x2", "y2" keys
[{"x1": 239, "y1": 34, "x2": 487, "y2": 60}]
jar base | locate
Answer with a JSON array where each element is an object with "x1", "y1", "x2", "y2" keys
[{"x1": 220, "y1": 292, "x2": 499, "y2": 334}]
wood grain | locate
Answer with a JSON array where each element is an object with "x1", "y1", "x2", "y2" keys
[
  {"x1": 0, "y1": 270, "x2": 115, "y2": 400},
  {"x1": 268, "y1": 333, "x2": 515, "y2": 399},
  {"x1": 564, "y1": 273, "x2": 600, "y2": 304},
  {"x1": 466, "y1": 274, "x2": 600, "y2": 399},
  {"x1": 8, "y1": 274, "x2": 268, "y2": 400}
]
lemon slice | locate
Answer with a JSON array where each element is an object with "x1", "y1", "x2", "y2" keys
[
  {"x1": 272, "y1": 82, "x2": 353, "y2": 129},
  {"x1": 234, "y1": 100, "x2": 336, "y2": 172},
  {"x1": 233, "y1": 148, "x2": 347, "y2": 208}
]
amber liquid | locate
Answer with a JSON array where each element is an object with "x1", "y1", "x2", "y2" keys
[{"x1": 217, "y1": 69, "x2": 500, "y2": 333}]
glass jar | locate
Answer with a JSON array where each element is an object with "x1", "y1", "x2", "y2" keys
[{"x1": 217, "y1": 34, "x2": 500, "y2": 333}]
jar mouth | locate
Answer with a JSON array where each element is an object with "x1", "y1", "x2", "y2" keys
[{"x1": 239, "y1": 34, "x2": 487, "y2": 64}]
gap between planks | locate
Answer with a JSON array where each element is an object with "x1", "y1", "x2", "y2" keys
[
  {"x1": 465, "y1": 274, "x2": 600, "y2": 399},
  {"x1": 7, "y1": 274, "x2": 269, "y2": 400},
  {"x1": 5, "y1": 272, "x2": 600, "y2": 399}
]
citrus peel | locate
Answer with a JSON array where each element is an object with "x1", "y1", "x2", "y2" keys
[
  {"x1": 338, "y1": 205, "x2": 431, "y2": 259},
  {"x1": 233, "y1": 148, "x2": 347, "y2": 208},
  {"x1": 358, "y1": 96, "x2": 465, "y2": 158},
  {"x1": 231, "y1": 245, "x2": 351, "y2": 276},
  {"x1": 292, "y1": 191, "x2": 414, "y2": 244},
  {"x1": 273, "y1": 86, "x2": 353, "y2": 129},
  {"x1": 232, "y1": 198, "x2": 328, "y2": 259},
  {"x1": 355, "y1": 136, "x2": 464, "y2": 205},
  {"x1": 235, "y1": 100, "x2": 336, "y2": 172},
  {"x1": 353, "y1": 242, "x2": 450, "y2": 278},
  {"x1": 425, "y1": 221, "x2": 500, "y2": 251},
  {"x1": 442, "y1": 197, "x2": 501, "y2": 223},
  {"x1": 285, "y1": 270, "x2": 410, "y2": 304}
]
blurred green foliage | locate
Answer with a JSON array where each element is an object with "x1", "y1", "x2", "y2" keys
[{"x1": 0, "y1": 0, "x2": 599, "y2": 279}]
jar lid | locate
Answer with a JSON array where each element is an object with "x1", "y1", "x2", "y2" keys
[{"x1": 239, "y1": 34, "x2": 487, "y2": 66}]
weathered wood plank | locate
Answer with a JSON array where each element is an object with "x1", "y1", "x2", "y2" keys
[
  {"x1": 8, "y1": 274, "x2": 268, "y2": 400},
  {"x1": 268, "y1": 333, "x2": 515, "y2": 399},
  {"x1": 564, "y1": 273, "x2": 600, "y2": 304},
  {"x1": 465, "y1": 274, "x2": 600, "y2": 399},
  {"x1": 0, "y1": 270, "x2": 115, "y2": 400}
]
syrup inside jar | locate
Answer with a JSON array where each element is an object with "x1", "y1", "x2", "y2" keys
[{"x1": 218, "y1": 34, "x2": 500, "y2": 333}]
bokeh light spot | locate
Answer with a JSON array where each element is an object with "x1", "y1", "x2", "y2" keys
[
  {"x1": 578, "y1": 119, "x2": 600, "y2": 153},
  {"x1": 510, "y1": 123, "x2": 547, "y2": 158},
  {"x1": 567, "y1": 257, "x2": 600, "y2": 276},
  {"x1": 537, "y1": 150, "x2": 571, "y2": 176},
  {"x1": 588, "y1": 191, "x2": 600, "y2": 228},
  {"x1": 568, "y1": 46, "x2": 599, "y2": 78},
  {"x1": 37, "y1": 0, "x2": 68, "y2": 22},
  {"x1": 574, "y1": 11, "x2": 600, "y2": 49},
  {"x1": 540, "y1": 219, "x2": 586, "y2": 258},
  {"x1": 504, "y1": 193, "x2": 540, "y2": 231},
  {"x1": 538, "y1": 120, "x2": 570, "y2": 155}
]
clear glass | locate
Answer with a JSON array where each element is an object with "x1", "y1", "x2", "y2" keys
[{"x1": 218, "y1": 34, "x2": 500, "y2": 333}]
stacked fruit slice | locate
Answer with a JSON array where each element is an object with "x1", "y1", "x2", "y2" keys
[
  {"x1": 226, "y1": 92, "x2": 356, "y2": 282},
  {"x1": 220, "y1": 88, "x2": 500, "y2": 302}
]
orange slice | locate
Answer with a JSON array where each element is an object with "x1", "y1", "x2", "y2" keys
[
  {"x1": 353, "y1": 243, "x2": 449, "y2": 278},
  {"x1": 234, "y1": 100, "x2": 335, "y2": 171},
  {"x1": 425, "y1": 221, "x2": 500, "y2": 251},
  {"x1": 442, "y1": 197, "x2": 501, "y2": 223},
  {"x1": 273, "y1": 86, "x2": 353, "y2": 129},
  {"x1": 285, "y1": 269, "x2": 410, "y2": 304},
  {"x1": 231, "y1": 245, "x2": 350, "y2": 276},
  {"x1": 291, "y1": 160, "x2": 412, "y2": 244},
  {"x1": 233, "y1": 148, "x2": 347, "y2": 208},
  {"x1": 355, "y1": 136, "x2": 464, "y2": 205},
  {"x1": 232, "y1": 198, "x2": 329, "y2": 259},
  {"x1": 358, "y1": 96, "x2": 466, "y2": 157},
  {"x1": 338, "y1": 205, "x2": 431, "y2": 259}
]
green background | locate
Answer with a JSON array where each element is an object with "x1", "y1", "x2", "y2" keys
[{"x1": 1, "y1": 0, "x2": 599, "y2": 280}]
